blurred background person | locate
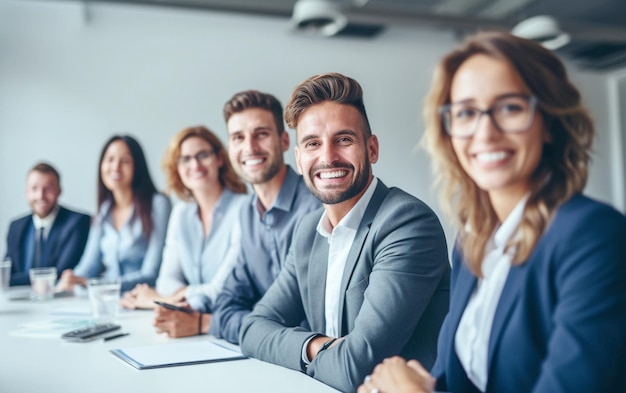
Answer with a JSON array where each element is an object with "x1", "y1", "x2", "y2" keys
[
  {"x1": 57, "y1": 135, "x2": 171, "y2": 293},
  {"x1": 359, "y1": 31, "x2": 626, "y2": 393},
  {"x1": 5, "y1": 162, "x2": 90, "y2": 286},
  {"x1": 120, "y1": 125, "x2": 247, "y2": 312}
]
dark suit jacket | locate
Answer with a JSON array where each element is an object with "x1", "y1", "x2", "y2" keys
[
  {"x1": 240, "y1": 181, "x2": 451, "y2": 393},
  {"x1": 432, "y1": 194, "x2": 626, "y2": 393},
  {"x1": 5, "y1": 206, "x2": 91, "y2": 286}
]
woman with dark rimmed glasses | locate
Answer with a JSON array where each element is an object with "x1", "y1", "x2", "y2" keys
[
  {"x1": 120, "y1": 126, "x2": 248, "y2": 338},
  {"x1": 359, "y1": 31, "x2": 626, "y2": 393}
]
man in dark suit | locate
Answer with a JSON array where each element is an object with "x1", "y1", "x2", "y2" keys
[
  {"x1": 239, "y1": 73, "x2": 451, "y2": 393},
  {"x1": 5, "y1": 162, "x2": 90, "y2": 286}
]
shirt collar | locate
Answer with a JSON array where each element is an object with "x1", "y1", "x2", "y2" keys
[
  {"x1": 214, "y1": 188, "x2": 234, "y2": 213},
  {"x1": 32, "y1": 205, "x2": 60, "y2": 230},
  {"x1": 317, "y1": 177, "x2": 379, "y2": 237},
  {"x1": 99, "y1": 198, "x2": 136, "y2": 225},
  {"x1": 251, "y1": 165, "x2": 299, "y2": 216},
  {"x1": 493, "y1": 194, "x2": 528, "y2": 249}
]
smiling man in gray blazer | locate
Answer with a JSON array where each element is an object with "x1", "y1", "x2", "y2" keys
[{"x1": 239, "y1": 73, "x2": 451, "y2": 393}]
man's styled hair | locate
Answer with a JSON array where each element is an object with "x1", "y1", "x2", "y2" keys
[
  {"x1": 284, "y1": 72, "x2": 371, "y2": 136},
  {"x1": 30, "y1": 162, "x2": 61, "y2": 185},
  {"x1": 422, "y1": 31, "x2": 594, "y2": 275},
  {"x1": 223, "y1": 90, "x2": 285, "y2": 134}
]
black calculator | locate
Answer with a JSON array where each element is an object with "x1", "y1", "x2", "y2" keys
[{"x1": 61, "y1": 323, "x2": 121, "y2": 342}]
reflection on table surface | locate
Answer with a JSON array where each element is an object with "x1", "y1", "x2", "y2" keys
[{"x1": 0, "y1": 287, "x2": 340, "y2": 393}]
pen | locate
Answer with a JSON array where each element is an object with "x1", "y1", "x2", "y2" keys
[
  {"x1": 154, "y1": 300, "x2": 194, "y2": 314},
  {"x1": 103, "y1": 333, "x2": 130, "y2": 342}
]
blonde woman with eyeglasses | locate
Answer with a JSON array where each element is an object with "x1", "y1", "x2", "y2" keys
[
  {"x1": 359, "y1": 31, "x2": 626, "y2": 393},
  {"x1": 121, "y1": 126, "x2": 248, "y2": 338}
]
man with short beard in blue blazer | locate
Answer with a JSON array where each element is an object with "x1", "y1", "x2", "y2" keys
[{"x1": 5, "y1": 163, "x2": 90, "y2": 286}]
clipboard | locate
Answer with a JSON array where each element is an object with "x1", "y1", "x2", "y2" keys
[{"x1": 110, "y1": 340, "x2": 247, "y2": 370}]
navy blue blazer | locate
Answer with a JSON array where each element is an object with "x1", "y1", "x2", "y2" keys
[
  {"x1": 5, "y1": 206, "x2": 91, "y2": 286},
  {"x1": 432, "y1": 194, "x2": 626, "y2": 393}
]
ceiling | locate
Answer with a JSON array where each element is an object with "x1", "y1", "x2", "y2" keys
[{"x1": 82, "y1": 0, "x2": 626, "y2": 71}]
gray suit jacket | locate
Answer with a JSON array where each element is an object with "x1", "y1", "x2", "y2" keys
[{"x1": 240, "y1": 181, "x2": 450, "y2": 392}]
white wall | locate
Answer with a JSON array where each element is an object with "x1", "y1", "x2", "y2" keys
[
  {"x1": 607, "y1": 69, "x2": 626, "y2": 212},
  {"x1": 0, "y1": 0, "x2": 624, "y2": 257}
]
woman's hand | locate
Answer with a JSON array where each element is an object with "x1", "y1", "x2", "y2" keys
[
  {"x1": 120, "y1": 284, "x2": 187, "y2": 309},
  {"x1": 120, "y1": 283, "x2": 159, "y2": 309},
  {"x1": 357, "y1": 356, "x2": 435, "y2": 393}
]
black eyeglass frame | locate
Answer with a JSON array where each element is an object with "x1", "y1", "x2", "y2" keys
[
  {"x1": 439, "y1": 95, "x2": 539, "y2": 139},
  {"x1": 177, "y1": 149, "x2": 216, "y2": 166}
]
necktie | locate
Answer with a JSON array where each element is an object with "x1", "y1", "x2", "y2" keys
[{"x1": 34, "y1": 227, "x2": 45, "y2": 268}]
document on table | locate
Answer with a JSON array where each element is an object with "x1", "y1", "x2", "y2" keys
[{"x1": 110, "y1": 340, "x2": 247, "y2": 370}]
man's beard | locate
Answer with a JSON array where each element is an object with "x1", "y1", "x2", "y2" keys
[{"x1": 306, "y1": 159, "x2": 370, "y2": 205}]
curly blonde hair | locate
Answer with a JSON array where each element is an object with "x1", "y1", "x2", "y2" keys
[{"x1": 422, "y1": 31, "x2": 594, "y2": 276}]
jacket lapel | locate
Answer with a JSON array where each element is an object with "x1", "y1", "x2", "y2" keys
[
  {"x1": 336, "y1": 181, "x2": 388, "y2": 333},
  {"x1": 445, "y1": 259, "x2": 478, "y2": 387},
  {"x1": 486, "y1": 263, "x2": 525, "y2": 375},
  {"x1": 449, "y1": 264, "x2": 478, "y2": 335},
  {"x1": 308, "y1": 231, "x2": 329, "y2": 333},
  {"x1": 45, "y1": 207, "x2": 66, "y2": 266},
  {"x1": 13, "y1": 218, "x2": 31, "y2": 270}
]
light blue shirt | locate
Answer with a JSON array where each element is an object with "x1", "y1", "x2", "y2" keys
[
  {"x1": 74, "y1": 193, "x2": 171, "y2": 292},
  {"x1": 155, "y1": 189, "x2": 248, "y2": 310},
  {"x1": 209, "y1": 166, "x2": 321, "y2": 342}
]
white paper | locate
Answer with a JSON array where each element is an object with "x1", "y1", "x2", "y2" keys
[{"x1": 111, "y1": 340, "x2": 246, "y2": 369}]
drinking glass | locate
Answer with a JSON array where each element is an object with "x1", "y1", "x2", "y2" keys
[
  {"x1": 0, "y1": 258, "x2": 11, "y2": 293},
  {"x1": 87, "y1": 278, "x2": 121, "y2": 321},
  {"x1": 29, "y1": 267, "x2": 57, "y2": 300}
]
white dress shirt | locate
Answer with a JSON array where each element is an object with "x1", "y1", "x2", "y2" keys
[
  {"x1": 32, "y1": 205, "x2": 60, "y2": 240},
  {"x1": 455, "y1": 196, "x2": 527, "y2": 392},
  {"x1": 316, "y1": 177, "x2": 378, "y2": 337},
  {"x1": 301, "y1": 178, "x2": 379, "y2": 365}
]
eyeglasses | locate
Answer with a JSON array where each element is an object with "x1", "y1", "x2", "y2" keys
[
  {"x1": 177, "y1": 150, "x2": 215, "y2": 166},
  {"x1": 440, "y1": 95, "x2": 538, "y2": 139}
]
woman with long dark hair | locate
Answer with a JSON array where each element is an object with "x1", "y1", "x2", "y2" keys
[{"x1": 57, "y1": 135, "x2": 171, "y2": 292}]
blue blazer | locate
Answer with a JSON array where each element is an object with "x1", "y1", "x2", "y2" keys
[
  {"x1": 431, "y1": 194, "x2": 626, "y2": 393},
  {"x1": 5, "y1": 206, "x2": 91, "y2": 286}
]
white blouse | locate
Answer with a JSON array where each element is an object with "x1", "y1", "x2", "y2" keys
[{"x1": 454, "y1": 196, "x2": 527, "y2": 392}]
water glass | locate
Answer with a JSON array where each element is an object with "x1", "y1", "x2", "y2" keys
[
  {"x1": 0, "y1": 258, "x2": 11, "y2": 292},
  {"x1": 30, "y1": 267, "x2": 57, "y2": 300},
  {"x1": 87, "y1": 278, "x2": 121, "y2": 321}
]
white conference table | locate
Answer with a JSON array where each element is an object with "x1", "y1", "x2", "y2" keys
[{"x1": 0, "y1": 288, "x2": 340, "y2": 393}]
